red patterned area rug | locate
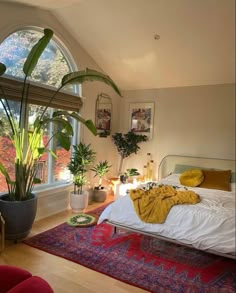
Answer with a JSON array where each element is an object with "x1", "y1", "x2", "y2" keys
[{"x1": 24, "y1": 204, "x2": 236, "y2": 293}]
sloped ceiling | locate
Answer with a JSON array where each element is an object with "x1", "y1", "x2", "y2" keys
[{"x1": 6, "y1": 0, "x2": 236, "y2": 90}]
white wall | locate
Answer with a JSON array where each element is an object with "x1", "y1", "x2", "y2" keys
[
  {"x1": 121, "y1": 83, "x2": 235, "y2": 179},
  {"x1": 0, "y1": 2, "x2": 121, "y2": 177},
  {"x1": 0, "y1": 2, "x2": 121, "y2": 217}
]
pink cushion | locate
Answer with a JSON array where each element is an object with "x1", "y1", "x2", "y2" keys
[
  {"x1": 0, "y1": 265, "x2": 32, "y2": 293},
  {"x1": 8, "y1": 276, "x2": 54, "y2": 293}
]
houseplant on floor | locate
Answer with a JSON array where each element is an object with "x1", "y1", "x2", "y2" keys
[
  {"x1": 91, "y1": 160, "x2": 111, "y2": 202},
  {"x1": 112, "y1": 131, "x2": 148, "y2": 178},
  {"x1": 67, "y1": 143, "x2": 96, "y2": 212},
  {"x1": 0, "y1": 28, "x2": 121, "y2": 240},
  {"x1": 126, "y1": 168, "x2": 140, "y2": 183}
]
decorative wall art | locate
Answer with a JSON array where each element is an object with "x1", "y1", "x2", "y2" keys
[
  {"x1": 95, "y1": 93, "x2": 112, "y2": 137},
  {"x1": 129, "y1": 102, "x2": 154, "y2": 139}
]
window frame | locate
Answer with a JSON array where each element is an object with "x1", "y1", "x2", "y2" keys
[{"x1": 0, "y1": 26, "x2": 81, "y2": 193}]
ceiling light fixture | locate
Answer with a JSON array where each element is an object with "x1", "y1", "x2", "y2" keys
[{"x1": 154, "y1": 34, "x2": 160, "y2": 40}]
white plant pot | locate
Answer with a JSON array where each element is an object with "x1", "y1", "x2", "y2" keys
[{"x1": 70, "y1": 190, "x2": 88, "y2": 213}]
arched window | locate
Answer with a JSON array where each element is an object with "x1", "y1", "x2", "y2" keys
[
  {"x1": 0, "y1": 29, "x2": 74, "y2": 87},
  {"x1": 0, "y1": 27, "x2": 80, "y2": 192}
]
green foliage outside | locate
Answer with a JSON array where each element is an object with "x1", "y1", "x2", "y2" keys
[
  {"x1": 0, "y1": 30, "x2": 71, "y2": 89},
  {"x1": 0, "y1": 29, "x2": 71, "y2": 137}
]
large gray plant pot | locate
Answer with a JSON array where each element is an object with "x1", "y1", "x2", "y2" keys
[{"x1": 0, "y1": 194, "x2": 37, "y2": 241}]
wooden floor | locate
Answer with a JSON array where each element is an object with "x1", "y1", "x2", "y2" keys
[{"x1": 0, "y1": 195, "x2": 147, "y2": 293}]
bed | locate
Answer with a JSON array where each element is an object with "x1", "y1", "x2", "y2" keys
[{"x1": 98, "y1": 155, "x2": 236, "y2": 259}]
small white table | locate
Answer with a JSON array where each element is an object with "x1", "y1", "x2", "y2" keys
[{"x1": 114, "y1": 182, "x2": 139, "y2": 200}]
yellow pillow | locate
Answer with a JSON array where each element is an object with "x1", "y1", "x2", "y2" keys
[
  {"x1": 199, "y1": 169, "x2": 231, "y2": 191},
  {"x1": 179, "y1": 169, "x2": 204, "y2": 187}
]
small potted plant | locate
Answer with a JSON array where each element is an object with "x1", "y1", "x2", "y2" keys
[
  {"x1": 91, "y1": 160, "x2": 111, "y2": 202},
  {"x1": 119, "y1": 168, "x2": 140, "y2": 184},
  {"x1": 68, "y1": 143, "x2": 96, "y2": 212},
  {"x1": 126, "y1": 168, "x2": 140, "y2": 183}
]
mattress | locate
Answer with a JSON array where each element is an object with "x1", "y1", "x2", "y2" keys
[{"x1": 98, "y1": 174, "x2": 236, "y2": 255}]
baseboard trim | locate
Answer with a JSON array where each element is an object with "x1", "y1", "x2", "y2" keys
[{"x1": 35, "y1": 184, "x2": 73, "y2": 221}]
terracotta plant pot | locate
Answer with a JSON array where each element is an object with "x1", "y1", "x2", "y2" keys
[{"x1": 93, "y1": 188, "x2": 107, "y2": 202}]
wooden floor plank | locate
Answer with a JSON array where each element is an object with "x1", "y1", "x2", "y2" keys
[{"x1": 0, "y1": 196, "x2": 147, "y2": 293}]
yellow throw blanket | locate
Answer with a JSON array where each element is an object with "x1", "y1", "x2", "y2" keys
[{"x1": 129, "y1": 185, "x2": 200, "y2": 224}]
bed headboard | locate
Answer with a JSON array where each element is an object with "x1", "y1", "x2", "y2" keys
[{"x1": 158, "y1": 155, "x2": 236, "y2": 180}]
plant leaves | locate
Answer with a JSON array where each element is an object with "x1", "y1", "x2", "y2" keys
[
  {"x1": 68, "y1": 112, "x2": 97, "y2": 135},
  {"x1": 42, "y1": 115, "x2": 74, "y2": 136},
  {"x1": 28, "y1": 130, "x2": 43, "y2": 160},
  {"x1": 53, "y1": 110, "x2": 97, "y2": 135},
  {"x1": 0, "y1": 162, "x2": 13, "y2": 184},
  {"x1": 0, "y1": 63, "x2": 6, "y2": 76},
  {"x1": 23, "y1": 28, "x2": 53, "y2": 77},
  {"x1": 0, "y1": 162, "x2": 9, "y2": 177},
  {"x1": 61, "y1": 68, "x2": 122, "y2": 97},
  {"x1": 55, "y1": 132, "x2": 70, "y2": 151},
  {"x1": 48, "y1": 149, "x2": 58, "y2": 159},
  {"x1": 68, "y1": 111, "x2": 86, "y2": 124},
  {"x1": 37, "y1": 147, "x2": 45, "y2": 155},
  {"x1": 53, "y1": 117, "x2": 73, "y2": 135},
  {"x1": 84, "y1": 119, "x2": 97, "y2": 136},
  {"x1": 33, "y1": 177, "x2": 41, "y2": 184}
]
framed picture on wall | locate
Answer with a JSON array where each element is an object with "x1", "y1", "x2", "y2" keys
[
  {"x1": 129, "y1": 102, "x2": 154, "y2": 139},
  {"x1": 95, "y1": 93, "x2": 112, "y2": 137}
]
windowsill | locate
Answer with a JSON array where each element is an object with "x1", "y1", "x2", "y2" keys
[
  {"x1": 34, "y1": 182, "x2": 73, "y2": 198},
  {"x1": 0, "y1": 182, "x2": 73, "y2": 198}
]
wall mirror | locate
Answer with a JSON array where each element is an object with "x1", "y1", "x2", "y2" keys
[{"x1": 95, "y1": 93, "x2": 112, "y2": 137}]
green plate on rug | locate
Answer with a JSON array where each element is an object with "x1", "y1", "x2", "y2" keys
[{"x1": 67, "y1": 213, "x2": 97, "y2": 227}]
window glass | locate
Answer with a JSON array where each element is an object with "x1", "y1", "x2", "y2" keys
[
  {"x1": 28, "y1": 104, "x2": 72, "y2": 185},
  {"x1": 0, "y1": 28, "x2": 78, "y2": 192},
  {"x1": 0, "y1": 29, "x2": 71, "y2": 89},
  {"x1": 28, "y1": 104, "x2": 50, "y2": 185},
  {"x1": 54, "y1": 115, "x2": 74, "y2": 182}
]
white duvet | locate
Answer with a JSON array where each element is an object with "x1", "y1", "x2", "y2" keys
[{"x1": 98, "y1": 174, "x2": 236, "y2": 255}]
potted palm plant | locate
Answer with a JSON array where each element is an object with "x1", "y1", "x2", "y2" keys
[
  {"x1": 91, "y1": 160, "x2": 111, "y2": 202},
  {"x1": 0, "y1": 28, "x2": 121, "y2": 240},
  {"x1": 67, "y1": 143, "x2": 96, "y2": 212}
]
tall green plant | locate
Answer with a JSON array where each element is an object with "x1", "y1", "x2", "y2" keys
[
  {"x1": 112, "y1": 131, "x2": 148, "y2": 174},
  {"x1": 0, "y1": 28, "x2": 121, "y2": 201},
  {"x1": 68, "y1": 143, "x2": 96, "y2": 194}
]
